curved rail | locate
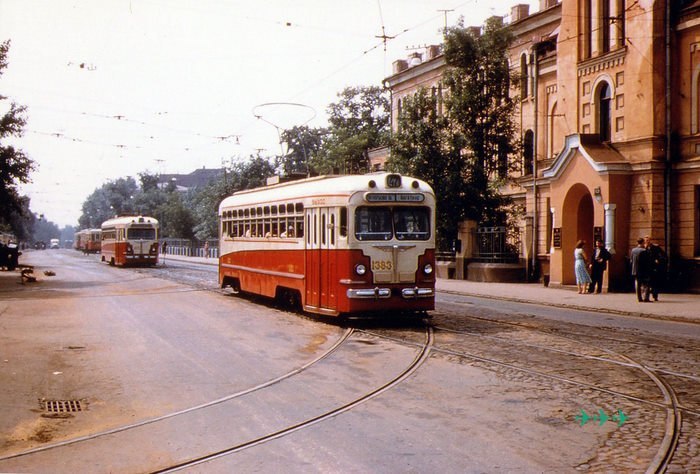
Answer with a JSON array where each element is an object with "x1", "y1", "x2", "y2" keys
[
  {"x1": 153, "y1": 326, "x2": 434, "y2": 473},
  {"x1": 430, "y1": 314, "x2": 686, "y2": 472},
  {"x1": 0, "y1": 328, "x2": 355, "y2": 462}
]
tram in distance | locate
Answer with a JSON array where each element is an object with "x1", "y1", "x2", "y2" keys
[
  {"x1": 100, "y1": 215, "x2": 159, "y2": 266},
  {"x1": 218, "y1": 173, "x2": 436, "y2": 317},
  {"x1": 74, "y1": 228, "x2": 102, "y2": 254}
]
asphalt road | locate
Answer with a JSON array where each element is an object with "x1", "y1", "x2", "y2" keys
[{"x1": 0, "y1": 250, "x2": 697, "y2": 472}]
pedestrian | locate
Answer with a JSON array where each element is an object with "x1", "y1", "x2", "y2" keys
[
  {"x1": 630, "y1": 237, "x2": 651, "y2": 302},
  {"x1": 204, "y1": 241, "x2": 209, "y2": 258},
  {"x1": 574, "y1": 239, "x2": 592, "y2": 294},
  {"x1": 588, "y1": 238, "x2": 611, "y2": 294},
  {"x1": 161, "y1": 241, "x2": 167, "y2": 255},
  {"x1": 644, "y1": 235, "x2": 667, "y2": 301}
]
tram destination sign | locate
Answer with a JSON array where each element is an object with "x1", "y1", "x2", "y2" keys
[{"x1": 365, "y1": 193, "x2": 425, "y2": 203}]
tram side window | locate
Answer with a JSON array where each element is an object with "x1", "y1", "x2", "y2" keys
[
  {"x1": 355, "y1": 207, "x2": 392, "y2": 241},
  {"x1": 394, "y1": 207, "x2": 430, "y2": 241},
  {"x1": 339, "y1": 207, "x2": 347, "y2": 237}
]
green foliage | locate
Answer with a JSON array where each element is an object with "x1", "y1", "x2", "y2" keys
[
  {"x1": 311, "y1": 86, "x2": 389, "y2": 174},
  {"x1": 279, "y1": 125, "x2": 327, "y2": 176},
  {"x1": 33, "y1": 217, "x2": 60, "y2": 243},
  {"x1": 160, "y1": 191, "x2": 195, "y2": 239},
  {"x1": 79, "y1": 177, "x2": 139, "y2": 228},
  {"x1": 1, "y1": 196, "x2": 34, "y2": 241},
  {"x1": 0, "y1": 40, "x2": 36, "y2": 235},
  {"x1": 388, "y1": 89, "x2": 467, "y2": 250},
  {"x1": 389, "y1": 20, "x2": 520, "y2": 249}
]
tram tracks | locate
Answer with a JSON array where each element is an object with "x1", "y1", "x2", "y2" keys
[
  {"x1": 0, "y1": 328, "x2": 354, "y2": 463},
  {"x1": 154, "y1": 327, "x2": 434, "y2": 473},
  {"x1": 0, "y1": 327, "x2": 435, "y2": 474},
  {"x1": 423, "y1": 310, "x2": 697, "y2": 473}
]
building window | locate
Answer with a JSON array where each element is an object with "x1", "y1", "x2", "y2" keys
[
  {"x1": 520, "y1": 54, "x2": 528, "y2": 100},
  {"x1": 601, "y1": 0, "x2": 611, "y2": 54},
  {"x1": 582, "y1": 0, "x2": 592, "y2": 60},
  {"x1": 615, "y1": 0, "x2": 625, "y2": 48},
  {"x1": 693, "y1": 66, "x2": 700, "y2": 135},
  {"x1": 523, "y1": 129, "x2": 534, "y2": 175},
  {"x1": 598, "y1": 82, "x2": 612, "y2": 142}
]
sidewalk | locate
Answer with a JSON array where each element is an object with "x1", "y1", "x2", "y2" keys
[{"x1": 436, "y1": 278, "x2": 700, "y2": 325}]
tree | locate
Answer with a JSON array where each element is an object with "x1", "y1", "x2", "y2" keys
[
  {"x1": 79, "y1": 177, "x2": 139, "y2": 228},
  {"x1": 0, "y1": 40, "x2": 35, "y2": 232},
  {"x1": 33, "y1": 217, "x2": 60, "y2": 244},
  {"x1": 389, "y1": 19, "x2": 520, "y2": 250},
  {"x1": 160, "y1": 191, "x2": 195, "y2": 239},
  {"x1": 191, "y1": 155, "x2": 277, "y2": 240},
  {"x1": 313, "y1": 86, "x2": 390, "y2": 174},
  {"x1": 389, "y1": 88, "x2": 467, "y2": 250},
  {"x1": 442, "y1": 17, "x2": 520, "y2": 225},
  {"x1": 279, "y1": 125, "x2": 327, "y2": 176}
]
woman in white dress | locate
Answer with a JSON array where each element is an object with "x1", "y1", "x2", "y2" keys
[{"x1": 574, "y1": 239, "x2": 592, "y2": 294}]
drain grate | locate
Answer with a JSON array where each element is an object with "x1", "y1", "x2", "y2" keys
[{"x1": 41, "y1": 399, "x2": 84, "y2": 413}]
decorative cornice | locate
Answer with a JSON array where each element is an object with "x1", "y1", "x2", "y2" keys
[{"x1": 577, "y1": 47, "x2": 627, "y2": 78}]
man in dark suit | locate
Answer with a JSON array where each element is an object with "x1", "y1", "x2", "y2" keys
[
  {"x1": 588, "y1": 239, "x2": 611, "y2": 293},
  {"x1": 644, "y1": 235, "x2": 667, "y2": 301},
  {"x1": 630, "y1": 237, "x2": 651, "y2": 302}
]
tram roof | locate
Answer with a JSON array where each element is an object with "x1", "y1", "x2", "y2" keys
[
  {"x1": 219, "y1": 173, "x2": 434, "y2": 211},
  {"x1": 101, "y1": 215, "x2": 159, "y2": 228}
]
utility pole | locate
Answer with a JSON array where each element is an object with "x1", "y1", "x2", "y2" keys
[{"x1": 438, "y1": 9, "x2": 454, "y2": 36}]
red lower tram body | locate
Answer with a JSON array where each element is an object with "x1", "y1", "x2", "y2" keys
[
  {"x1": 219, "y1": 248, "x2": 435, "y2": 316},
  {"x1": 102, "y1": 241, "x2": 159, "y2": 266}
]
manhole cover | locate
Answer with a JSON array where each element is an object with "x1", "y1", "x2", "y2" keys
[{"x1": 40, "y1": 399, "x2": 84, "y2": 413}]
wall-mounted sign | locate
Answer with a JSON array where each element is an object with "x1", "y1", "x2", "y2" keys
[
  {"x1": 553, "y1": 227, "x2": 562, "y2": 248},
  {"x1": 593, "y1": 226, "x2": 603, "y2": 243}
]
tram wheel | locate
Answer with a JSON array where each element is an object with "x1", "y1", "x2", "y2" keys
[{"x1": 277, "y1": 287, "x2": 301, "y2": 311}]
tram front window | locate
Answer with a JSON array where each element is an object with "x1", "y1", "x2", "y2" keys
[
  {"x1": 394, "y1": 207, "x2": 430, "y2": 241},
  {"x1": 127, "y1": 228, "x2": 157, "y2": 240},
  {"x1": 355, "y1": 206, "x2": 430, "y2": 241},
  {"x1": 355, "y1": 207, "x2": 392, "y2": 241}
]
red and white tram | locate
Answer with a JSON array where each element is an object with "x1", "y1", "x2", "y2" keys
[
  {"x1": 75, "y1": 228, "x2": 102, "y2": 254},
  {"x1": 100, "y1": 216, "x2": 159, "y2": 266},
  {"x1": 218, "y1": 173, "x2": 436, "y2": 317}
]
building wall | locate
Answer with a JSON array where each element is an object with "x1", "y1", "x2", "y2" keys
[{"x1": 383, "y1": 0, "x2": 700, "y2": 291}]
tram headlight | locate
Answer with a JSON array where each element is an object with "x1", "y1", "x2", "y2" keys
[
  {"x1": 355, "y1": 264, "x2": 367, "y2": 276},
  {"x1": 423, "y1": 263, "x2": 434, "y2": 275}
]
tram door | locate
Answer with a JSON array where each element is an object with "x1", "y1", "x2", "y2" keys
[{"x1": 305, "y1": 207, "x2": 337, "y2": 311}]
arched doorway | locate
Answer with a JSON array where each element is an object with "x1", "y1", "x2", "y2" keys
[{"x1": 561, "y1": 184, "x2": 595, "y2": 285}]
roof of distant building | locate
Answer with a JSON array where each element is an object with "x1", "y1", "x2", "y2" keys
[{"x1": 158, "y1": 167, "x2": 224, "y2": 189}]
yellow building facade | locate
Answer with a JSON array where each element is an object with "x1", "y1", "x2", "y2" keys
[{"x1": 384, "y1": 0, "x2": 700, "y2": 292}]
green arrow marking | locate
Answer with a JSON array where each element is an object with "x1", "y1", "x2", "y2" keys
[
  {"x1": 575, "y1": 409, "x2": 590, "y2": 426},
  {"x1": 612, "y1": 410, "x2": 628, "y2": 427},
  {"x1": 596, "y1": 409, "x2": 609, "y2": 426}
]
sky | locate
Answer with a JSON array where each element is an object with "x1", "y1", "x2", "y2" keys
[{"x1": 1, "y1": 0, "x2": 538, "y2": 227}]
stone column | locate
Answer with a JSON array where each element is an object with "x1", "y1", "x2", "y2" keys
[{"x1": 604, "y1": 203, "x2": 616, "y2": 254}]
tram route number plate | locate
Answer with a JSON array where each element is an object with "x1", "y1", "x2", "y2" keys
[{"x1": 366, "y1": 193, "x2": 424, "y2": 203}]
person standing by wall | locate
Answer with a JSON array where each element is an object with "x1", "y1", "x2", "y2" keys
[
  {"x1": 588, "y1": 239, "x2": 611, "y2": 294},
  {"x1": 574, "y1": 240, "x2": 592, "y2": 294},
  {"x1": 630, "y1": 237, "x2": 651, "y2": 302}
]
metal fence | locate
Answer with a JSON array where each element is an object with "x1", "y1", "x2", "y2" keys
[
  {"x1": 473, "y1": 226, "x2": 520, "y2": 263},
  {"x1": 160, "y1": 239, "x2": 219, "y2": 259}
]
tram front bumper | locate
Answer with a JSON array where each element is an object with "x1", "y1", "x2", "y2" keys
[{"x1": 346, "y1": 287, "x2": 434, "y2": 299}]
